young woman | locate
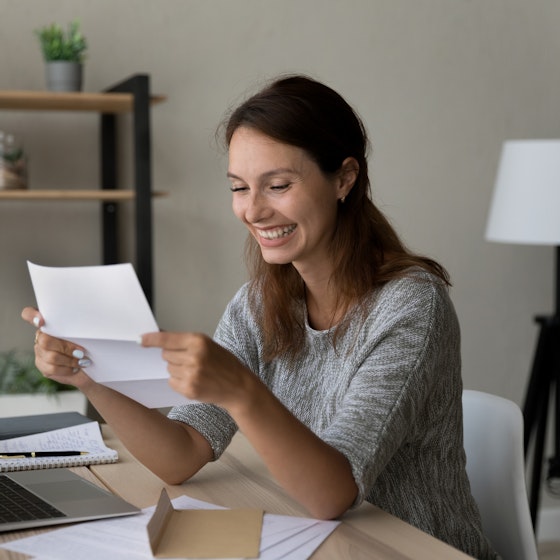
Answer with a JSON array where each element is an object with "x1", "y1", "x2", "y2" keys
[{"x1": 23, "y1": 75, "x2": 497, "y2": 559}]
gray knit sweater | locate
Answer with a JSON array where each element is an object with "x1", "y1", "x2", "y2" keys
[{"x1": 169, "y1": 271, "x2": 498, "y2": 559}]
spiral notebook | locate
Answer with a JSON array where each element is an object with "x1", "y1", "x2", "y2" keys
[
  {"x1": 0, "y1": 411, "x2": 92, "y2": 440},
  {"x1": 0, "y1": 421, "x2": 118, "y2": 472}
]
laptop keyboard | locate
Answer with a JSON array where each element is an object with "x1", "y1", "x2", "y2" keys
[{"x1": 0, "y1": 475, "x2": 66, "y2": 523}]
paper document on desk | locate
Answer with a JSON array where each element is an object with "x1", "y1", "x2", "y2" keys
[
  {"x1": 28, "y1": 261, "x2": 188, "y2": 408},
  {"x1": 1, "y1": 493, "x2": 340, "y2": 560}
]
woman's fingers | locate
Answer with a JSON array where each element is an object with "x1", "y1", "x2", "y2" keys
[
  {"x1": 140, "y1": 331, "x2": 191, "y2": 350},
  {"x1": 22, "y1": 307, "x2": 92, "y2": 389},
  {"x1": 35, "y1": 331, "x2": 90, "y2": 371},
  {"x1": 21, "y1": 306, "x2": 43, "y2": 327}
]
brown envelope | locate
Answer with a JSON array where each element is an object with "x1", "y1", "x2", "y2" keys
[{"x1": 147, "y1": 488, "x2": 263, "y2": 558}]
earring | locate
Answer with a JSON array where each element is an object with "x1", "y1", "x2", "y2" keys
[{"x1": 340, "y1": 195, "x2": 346, "y2": 204}]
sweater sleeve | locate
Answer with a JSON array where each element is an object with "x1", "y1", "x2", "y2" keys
[
  {"x1": 319, "y1": 275, "x2": 460, "y2": 505},
  {"x1": 167, "y1": 285, "x2": 255, "y2": 460}
]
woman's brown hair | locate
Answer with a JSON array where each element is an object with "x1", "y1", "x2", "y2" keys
[{"x1": 222, "y1": 75, "x2": 450, "y2": 361}]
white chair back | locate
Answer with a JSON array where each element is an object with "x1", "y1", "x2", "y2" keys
[{"x1": 462, "y1": 390, "x2": 538, "y2": 560}]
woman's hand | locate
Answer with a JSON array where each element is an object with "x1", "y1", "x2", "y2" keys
[
  {"x1": 20, "y1": 306, "x2": 92, "y2": 390},
  {"x1": 22, "y1": 309, "x2": 214, "y2": 487},
  {"x1": 140, "y1": 331, "x2": 256, "y2": 411}
]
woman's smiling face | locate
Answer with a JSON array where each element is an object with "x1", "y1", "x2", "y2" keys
[{"x1": 227, "y1": 127, "x2": 346, "y2": 275}]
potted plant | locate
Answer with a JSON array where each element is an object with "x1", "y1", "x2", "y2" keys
[
  {"x1": 35, "y1": 20, "x2": 87, "y2": 92},
  {"x1": 0, "y1": 349, "x2": 86, "y2": 416},
  {"x1": 0, "y1": 131, "x2": 27, "y2": 190}
]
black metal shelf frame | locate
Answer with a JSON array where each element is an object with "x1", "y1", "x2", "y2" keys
[{"x1": 101, "y1": 74, "x2": 154, "y2": 306}]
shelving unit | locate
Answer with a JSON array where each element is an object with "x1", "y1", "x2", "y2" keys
[
  {"x1": 0, "y1": 190, "x2": 167, "y2": 201},
  {"x1": 0, "y1": 74, "x2": 166, "y2": 306}
]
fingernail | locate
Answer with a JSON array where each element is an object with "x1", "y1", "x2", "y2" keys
[
  {"x1": 72, "y1": 368, "x2": 80, "y2": 373},
  {"x1": 136, "y1": 335, "x2": 143, "y2": 345},
  {"x1": 72, "y1": 349, "x2": 85, "y2": 359},
  {"x1": 78, "y1": 358, "x2": 92, "y2": 368},
  {"x1": 33, "y1": 316, "x2": 40, "y2": 327}
]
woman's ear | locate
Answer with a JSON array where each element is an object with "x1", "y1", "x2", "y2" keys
[{"x1": 337, "y1": 157, "x2": 359, "y2": 201}]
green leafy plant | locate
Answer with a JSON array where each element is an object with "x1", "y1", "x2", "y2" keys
[
  {"x1": 35, "y1": 20, "x2": 87, "y2": 63},
  {"x1": 0, "y1": 350, "x2": 76, "y2": 395}
]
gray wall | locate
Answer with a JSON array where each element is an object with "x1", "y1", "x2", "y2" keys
[{"x1": 1, "y1": 0, "x2": 559, "y2": 407}]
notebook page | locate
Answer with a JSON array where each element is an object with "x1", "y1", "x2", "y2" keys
[{"x1": 0, "y1": 421, "x2": 118, "y2": 472}]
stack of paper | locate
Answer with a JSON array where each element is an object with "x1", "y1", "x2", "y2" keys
[{"x1": 1, "y1": 494, "x2": 340, "y2": 559}]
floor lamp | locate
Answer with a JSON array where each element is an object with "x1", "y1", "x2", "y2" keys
[{"x1": 485, "y1": 139, "x2": 560, "y2": 530}]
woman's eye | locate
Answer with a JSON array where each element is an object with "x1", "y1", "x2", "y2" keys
[
  {"x1": 230, "y1": 185, "x2": 248, "y2": 193},
  {"x1": 270, "y1": 183, "x2": 290, "y2": 191}
]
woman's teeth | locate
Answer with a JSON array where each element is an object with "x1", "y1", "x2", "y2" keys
[{"x1": 258, "y1": 225, "x2": 296, "y2": 240}]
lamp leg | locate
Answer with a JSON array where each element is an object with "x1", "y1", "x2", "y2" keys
[
  {"x1": 528, "y1": 379, "x2": 550, "y2": 528},
  {"x1": 523, "y1": 319, "x2": 549, "y2": 451},
  {"x1": 523, "y1": 316, "x2": 559, "y2": 530},
  {"x1": 546, "y1": 342, "x2": 560, "y2": 495}
]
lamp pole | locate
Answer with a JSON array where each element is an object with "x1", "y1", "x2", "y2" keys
[
  {"x1": 522, "y1": 245, "x2": 560, "y2": 529},
  {"x1": 556, "y1": 246, "x2": 560, "y2": 316}
]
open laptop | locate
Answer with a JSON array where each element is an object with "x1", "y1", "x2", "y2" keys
[{"x1": 0, "y1": 468, "x2": 140, "y2": 532}]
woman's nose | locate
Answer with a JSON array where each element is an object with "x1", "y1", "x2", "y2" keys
[{"x1": 244, "y1": 191, "x2": 272, "y2": 224}]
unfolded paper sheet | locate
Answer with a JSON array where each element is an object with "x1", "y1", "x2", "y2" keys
[
  {"x1": 28, "y1": 261, "x2": 189, "y2": 408},
  {"x1": 1, "y1": 494, "x2": 340, "y2": 560}
]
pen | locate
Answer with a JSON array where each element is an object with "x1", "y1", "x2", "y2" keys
[{"x1": 0, "y1": 451, "x2": 90, "y2": 458}]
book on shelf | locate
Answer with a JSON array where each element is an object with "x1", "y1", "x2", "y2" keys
[{"x1": 0, "y1": 421, "x2": 118, "y2": 472}]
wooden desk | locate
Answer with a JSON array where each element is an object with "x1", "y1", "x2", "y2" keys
[{"x1": 1, "y1": 426, "x2": 473, "y2": 559}]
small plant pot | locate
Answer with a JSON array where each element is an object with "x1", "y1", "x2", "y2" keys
[{"x1": 45, "y1": 61, "x2": 83, "y2": 92}]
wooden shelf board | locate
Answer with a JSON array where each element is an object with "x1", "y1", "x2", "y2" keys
[
  {"x1": 0, "y1": 90, "x2": 166, "y2": 113},
  {"x1": 0, "y1": 189, "x2": 168, "y2": 201}
]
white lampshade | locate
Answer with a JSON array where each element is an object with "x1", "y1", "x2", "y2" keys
[{"x1": 485, "y1": 140, "x2": 560, "y2": 246}]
